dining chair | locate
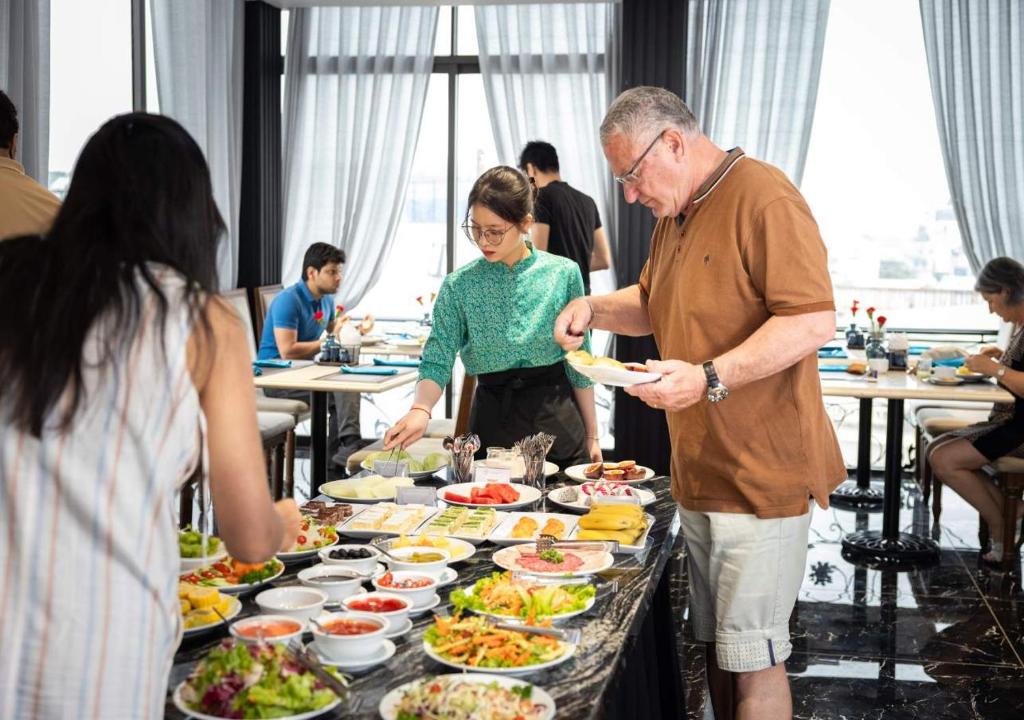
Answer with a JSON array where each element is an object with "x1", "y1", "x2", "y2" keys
[{"x1": 254, "y1": 284, "x2": 283, "y2": 342}]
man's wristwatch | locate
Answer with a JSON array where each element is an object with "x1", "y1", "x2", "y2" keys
[
  {"x1": 996, "y1": 365, "x2": 1007, "y2": 380},
  {"x1": 703, "y1": 361, "x2": 730, "y2": 403}
]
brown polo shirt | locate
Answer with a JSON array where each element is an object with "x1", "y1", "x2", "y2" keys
[
  {"x1": 638, "y1": 148, "x2": 846, "y2": 518},
  {"x1": 0, "y1": 157, "x2": 61, "y2": 240}
]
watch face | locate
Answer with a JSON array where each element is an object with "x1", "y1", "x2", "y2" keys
[{"x1": 708, "y1": 386, "x2": 729, "y2": 403}]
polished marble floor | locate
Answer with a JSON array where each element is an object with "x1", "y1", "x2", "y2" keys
[{"x1": 671, "y1": 476, "x2": 1024, "y2": 720}]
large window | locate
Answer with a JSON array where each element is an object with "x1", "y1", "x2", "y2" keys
[
  {"x1": 49, "y1": 0, "x2": 133, "y2": 196},
  {"x1": 801, "y1": 0, "x2": 993, "y2": 332}
]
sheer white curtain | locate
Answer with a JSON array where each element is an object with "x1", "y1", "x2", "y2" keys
[
  {"x1": 150, "y1": 0, "x2": 244, "y2": 290},
  {"x1": 0, "y1": 0, "x2": 50, "y2": 183},
  {"x1": 281, "y1": 6, "x2": 438, "y2": 307},
  {"x1": 920, "y1": 0, "x2": 1024, "y2": 272},
  {"x1": 475, "y1": 2, "x2": 619, "y2": 294},
  {"x1": 686, "y1": 0, "x2": 830, "y2": 186}
]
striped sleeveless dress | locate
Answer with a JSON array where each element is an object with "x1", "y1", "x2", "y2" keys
[{"x1": 0, "y1": 265, "x2": 203, "y2": 719}]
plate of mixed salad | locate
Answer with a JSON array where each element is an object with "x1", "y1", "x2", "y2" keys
[
  {"x1": 379, "y1": 673, "x2": 555, "y2": 720},
  {"x1": 276, "y1": 517, "x2": 339, "y2": 563},
  {"x1": 422, "y1": 614, "x2": 574, "y2": 675},
  {"x1": 450, "y1": 571, "x2": 596, "y2": 623},
  {"x1": 179, "y1": 526, "x2": 227, "y2": 571},
  {"x1": 173, "y1": 640, "x2": 346, "y2": 720},
  {"x1": 179, "y1": 557, "x2": 285, "y2": 594}
]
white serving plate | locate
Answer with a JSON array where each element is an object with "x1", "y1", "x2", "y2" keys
[
  {"x1": 487, "y1": 512, "x2": 581, "y2": 546},
  {"x1": 318, "y1": 477, "x2": 415, "y2": 504},
  {"x1": 359, "y1": 458, "x2": 446, "y2": 479},
  {"x1": 563, "y1": 463, "x2": 656, "y2": 484},
  {"x1": 546, "y1": 485, "x2": 657, "y2": 513},
  {"x1": 415, "y1": 508, "x2": 511, "y2": 545},
  {"x1": 276, "y1": 535, "x2": 339, "y2": 564},
  {"x1": 379, "y1": 673, "x2": 556, "y2": 720},
  {"x1": 181, "y1": 595, "x2": 243, "y2": 638},
  {"x1": 453, "y1": 580, "x2": 595, "y2": 623},
  {"x1": 172, "y1": 683, "x2": 342, "y2": 720},
  {"x1": 491, "y1": 545, "x2": 614, "y2": 577},
  {"x1": 567, "y1": 512, "x2": 656, "y2": 555},
  {"x1": 567, "y1": 359, "x2": 661, "y2": 388},
  {"x1": 179, "y1": 546, "x2": 228, "y2": 573},
  {"x1": 180, "y1": 560, "x2": 286, "y2": 595},
  {"x1": 336, "y1": 505, "x2": 434, "y2": 539},
  {"x1": 422, "y1": 636, "x2": 575, "y2": 676},
  {"x1": 437, "y1": 482, "x2": 542, "y2": 510}
]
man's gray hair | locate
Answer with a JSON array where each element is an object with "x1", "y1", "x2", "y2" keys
[{"x1": 599, "y1": 86, "x2": 700, "y2": 145}]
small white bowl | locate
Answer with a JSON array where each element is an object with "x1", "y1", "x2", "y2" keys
[
  {"x1": 229, "y1": 614, "x2": 304, "y2": 645},
  {"x1": 255, "y1": 586, "x2": 327, "y2": 624},
  {"x1": 383, "y1": 547, "x2": 451, "y2": 578},
  {"x1": 371, "y1": 570, "x2": 439, "y2": 608},
  {"x1": 341, "y1": 591, "x2": 411, "y2": 632},
  {"x1": 311, "y1": 611, "x2": 387, "y2": 662},
  {"x1": 319, "y1": 544, "x2": 381, "y2": 574},
  {"x1": 298, "y1": 564, "x2": 365, "y2": 603}
]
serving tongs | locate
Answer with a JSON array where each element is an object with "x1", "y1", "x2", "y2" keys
[
  {"x1": 534, "y1": 534, "x2": 619, "y2": 554},
  {"x1": 286, "y1": 638, "x2": 355, "y2": 703},
  {"x1": 493, "y1": 622, "x2": 583, "y2": 646}
]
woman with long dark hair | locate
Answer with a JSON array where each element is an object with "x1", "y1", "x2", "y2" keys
[
  {"x1": 0, "y1": 113, "x2": 300, "y2": 718},
  {"x1": 929, "y1": 257, "x2": 1024, "y2": 563},
  {"x1": 383, "y1": 166, "x2": 601, "y2": 468}
]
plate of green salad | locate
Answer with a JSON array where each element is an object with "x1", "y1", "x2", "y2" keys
[
  {"x1": 450, "y1": 571, "x2": 596, "y2": 623},
  {"x1": 173, "y1": 640, "x2": 347, "y2": 719},
  {"x1": 179, "y1": 527, "x2": 227, "y2": 572},
  {"x1": 379, "y1": 673, "x2": 555, "y2": 720}
]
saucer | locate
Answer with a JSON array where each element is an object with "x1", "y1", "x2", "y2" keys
[
  {"x1": 433, "y1": 567, "x2": 458, "y2": 589},
  {"x1": 407, "y1": 593, "x2": 441, "y2": 618},
  {"x1": 383, "y1": 617, "x2": 414, "y2": 639},
  {"x1": 308, "y1": 639, "x2": 396, "y2": 672},
  {"x1": 322, "y1": 586, "x2": 367, "y2": 608}
]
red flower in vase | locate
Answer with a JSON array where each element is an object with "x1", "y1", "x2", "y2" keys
[{"x1": 877, "y1": 316, "x2": 887, "y2": 329}]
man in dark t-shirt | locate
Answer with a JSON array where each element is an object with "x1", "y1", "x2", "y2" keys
[{"x1": 519, "y1": 141, "x2": 611, "y2": 295}]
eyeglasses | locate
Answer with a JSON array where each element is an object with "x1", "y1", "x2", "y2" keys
[
  {"x1": 613, "y1": 130, "x2": 666, "y2": 185},
  {"x1": 461, "y1": 222, "x2": 515, "y2": 247}
]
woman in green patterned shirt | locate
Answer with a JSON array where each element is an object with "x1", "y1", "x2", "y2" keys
[{"x1": 384, "y1": 166, "x2": 601, "y2": 467}]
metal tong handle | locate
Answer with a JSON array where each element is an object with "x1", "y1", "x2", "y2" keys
[
  {"x1": 286, "y1": 639, "x2": 351, "y2": 700},
  {"x1": 535, "y1": 534, "x2": 619, "y2": 554},
  {"x1": 494, "y1": 622, "x2": 582, "y2": 645}
]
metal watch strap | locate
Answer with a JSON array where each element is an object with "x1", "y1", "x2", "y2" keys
[{"x1": 702, "y1": 361, "x2": 720, "y2": 388}]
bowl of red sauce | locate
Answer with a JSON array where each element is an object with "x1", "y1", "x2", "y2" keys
[
  {"x1": 311, "y1": 611, "x2": 387, "y2": 661},
  {"x1": 371, "y1": 570, "x2": 438, "y2": 608},
  {"x1": 341, "y1": 591, "x2": 410, "y2": 632},
  {"x1": 229, "y1": 615, "x2": 304, "y2": 645}
]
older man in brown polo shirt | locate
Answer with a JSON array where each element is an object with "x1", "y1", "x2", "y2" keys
[
  {"x1": 555, "y1": 87, "x2": 846, "y2": 719},
  {"x1": 0, "y1": 90, "x2": 61, "y2": 241}
]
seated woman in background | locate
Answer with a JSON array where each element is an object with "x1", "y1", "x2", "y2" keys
[
  {"x1": 930, "y1": 256, "x2": 1024, "y2": 563},
  {"x1": 383, "y1": 166, "x2": 601, "y2": 468},
  {"x1": 0, "y1": 113, "x2": 300, "y2": 719}
]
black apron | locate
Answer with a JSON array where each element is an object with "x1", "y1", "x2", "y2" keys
[{"x1": 468, "y1": 362, "x2": 589, "y2": 469}]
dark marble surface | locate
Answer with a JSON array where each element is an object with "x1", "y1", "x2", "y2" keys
[
  {"x1": 670, "y1": 475, "x2": 1024, "y2": 720},
  {"x1": 166, "y1": 475, "x2": 681, "y2": 719}
]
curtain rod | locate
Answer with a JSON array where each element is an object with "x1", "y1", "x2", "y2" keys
[{"x1": 255, "y1": 1, "x2": 620, "y2": 7}]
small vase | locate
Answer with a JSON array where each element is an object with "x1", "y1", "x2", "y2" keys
[
  {"x1": 865, "y1": 332, "x2": 887, "y2": 360},
  {"x1": 846, "y1": 323, "x2": 865, "y2": 350}
]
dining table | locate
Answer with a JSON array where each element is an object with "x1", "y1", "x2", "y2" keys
[
  {"x1": 818, "y1": 366, "x2": 1012, "y2": 568},
  {"x1": 167, "y1": 474, "x2": 684, "y2": 719},
  {"x1": 254, "y1": 361, "x2": 419, "y2": 487}
]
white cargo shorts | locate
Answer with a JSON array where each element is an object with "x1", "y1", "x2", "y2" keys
[{"x1": 679, "y1": 503, "x2": 811, "y2": 673}]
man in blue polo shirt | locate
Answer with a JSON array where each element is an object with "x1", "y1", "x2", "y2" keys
[{"x1": 259, "y1": 242, "x2": 362, "y2": 468}]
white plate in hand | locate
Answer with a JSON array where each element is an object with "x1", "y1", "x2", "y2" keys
[{"x1": 568, "y1": 360, "x2": 661, "y2": 388}]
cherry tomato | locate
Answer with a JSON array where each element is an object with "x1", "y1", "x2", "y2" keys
[
  {"x1": 297, "y1": 535, "x2": 307, "y2": 545},
  {"x1": 201, "y1": 571, "x2": 215, "y2": 579}
]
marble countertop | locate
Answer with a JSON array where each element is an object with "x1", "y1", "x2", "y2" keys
[{"x1": 166, "y1": 476, "x2": 681, "y2": 719}]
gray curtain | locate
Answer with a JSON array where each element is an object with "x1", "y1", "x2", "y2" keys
[
  {"x1": 150, "y1": 0, "x2": 244, "y2": 290},
  {"x1": 475, "y1": 2, "x2": 619, "y2": 294},
  {"x1": 920, "y1": 0, "x2": 1024, "y2": 272},
  {"x1": 685, "y1": 0, "x2": 830, "y2": 186},
  {"x1": 0, "y1": 0, "x2": 49, "y2": 184},
  {"x1": 281, "y1": 6, "x2": 438, "y2": 307}
]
